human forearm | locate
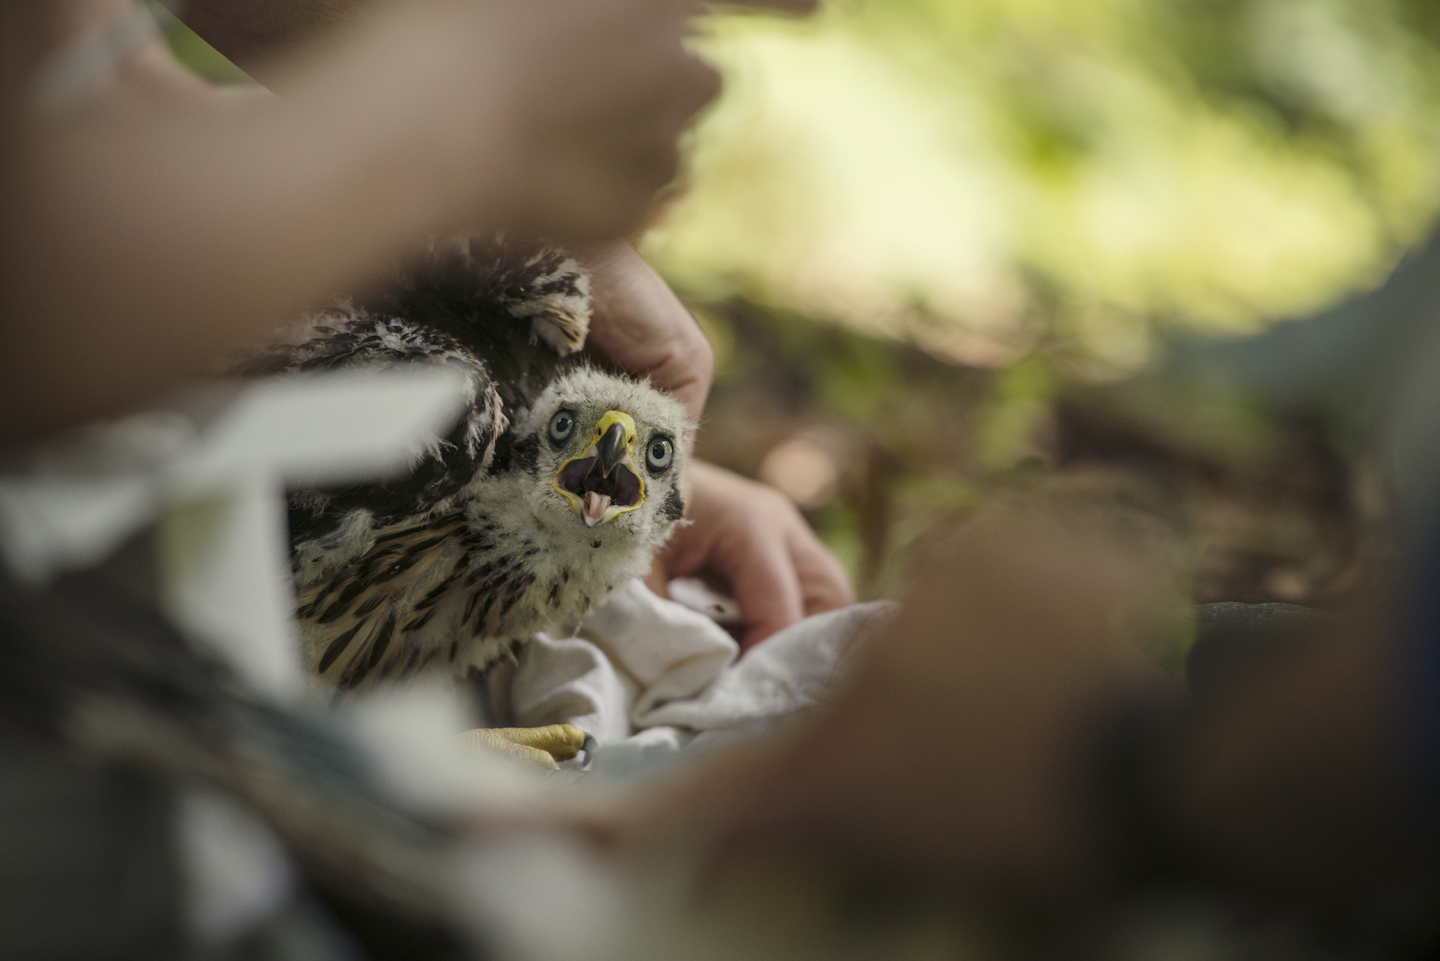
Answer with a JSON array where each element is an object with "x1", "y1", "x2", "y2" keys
[
  {"x1": 171, "y1": 0, "x2": 826, "y2": 88},
  {"x1": 3, "y1": 0, "x2": 721, "y2": 445},
  {"x1": 5, "y1": 16, "x2": 487, "y2": 442}
]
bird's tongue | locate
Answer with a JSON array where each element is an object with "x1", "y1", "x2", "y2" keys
[{"x1": 583, "y1": 491, "x2": 612, "y2": 526}]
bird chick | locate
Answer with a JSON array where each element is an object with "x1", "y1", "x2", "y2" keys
[{"x1": 248, "y1": 237, "x2": 691, "y2": 697}]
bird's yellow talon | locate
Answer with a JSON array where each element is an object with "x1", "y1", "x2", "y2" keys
[
  {"x1": 457, "y1": 724, "x2": 590, "y2": 770},
  {"x1": 490, "y1": 723, "x2": 589, "y2": 760}
]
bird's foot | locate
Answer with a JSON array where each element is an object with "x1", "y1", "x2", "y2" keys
[{"x1": 458, "y1": 724, "x2": 595, "y2": 771}]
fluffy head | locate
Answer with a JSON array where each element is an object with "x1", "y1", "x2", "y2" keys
[{"x1": 503, "y1": 366, "x2": 692, "y2": 553}]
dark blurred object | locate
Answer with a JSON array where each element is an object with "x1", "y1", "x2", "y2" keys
[
  {"x1": 1187, "y1": 602, "x2": 1329, "y2": 701},
  {"x1": 1055, "y1": 391, "x2": 1365, "y2": 608},
  {"x1": 156, "y1": 0, "x2": 348, "y2": 87},
  {"x1": 0, "y1": 744, "x2": 182, "y2": 961},
  {"x1": 0, "y1": 549, "x2": 472, "y2": 961}
]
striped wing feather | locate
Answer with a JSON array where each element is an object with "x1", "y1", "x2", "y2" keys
[
  {"x1": 256, "y1": 235, "x2": 588, "y2": 550},
  {"x1": 364, "y1": 236, "x2": 589, "y2": 415},
  {"x1": 296, "y1": 511, "x2": 543, "y2": 692},
  {"x1": 244, "y1": 235, "x2": 592, "y2": 692},
  {"x1": 254, "y1": 318, "x2": 504, "y2": 548}
]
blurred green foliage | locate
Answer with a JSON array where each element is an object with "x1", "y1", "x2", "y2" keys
[
  {"x1": 660, "y1": 0, "x2": 1437, "y2": 611},
  {"x1": 651, "y1": 0, "x2": 1440, "y2": 356}
]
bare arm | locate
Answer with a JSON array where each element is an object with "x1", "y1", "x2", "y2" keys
[
  {"x1": 0, "y1": 0, "x2": 718, "y2": 447},
  {"x1": 169, "y1": 0, "x2": 821, "y2": 86}
]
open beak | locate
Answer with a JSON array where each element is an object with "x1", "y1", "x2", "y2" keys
[
  {"x1": 552, "y1": 411, "x2": 646, "y2": 527},
  {"x1": 595, "y1": 420, "x2": 627, "y2": 477}
]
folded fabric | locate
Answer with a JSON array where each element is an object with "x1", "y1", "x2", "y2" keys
[{"x1": 510, "y1": 579, "x2": 896, "y2": 768}]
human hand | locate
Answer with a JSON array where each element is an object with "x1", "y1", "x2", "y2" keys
[
  {"x1": 656, "y1": 461, "x2": 855, "y2": 650},
  {"x1": 281, "y1": 0, "x2": 722, "y2": 244},
  {"x1": 468, "y1": 0, "x2": 723, "y2": 242},
  {"x1": 579, "y1": 241, "x2": 714, "y2": 422},
  {"x1": 575, "y1": 249, "x2": 850, "y2": 645}
]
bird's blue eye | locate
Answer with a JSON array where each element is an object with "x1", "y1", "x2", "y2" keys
[
  {"x1": 645, "y1": 436, "x2": 673, "y2": 474},
  {"x1": 548, "y1": 411, "x2": 575, "y2": 447}
]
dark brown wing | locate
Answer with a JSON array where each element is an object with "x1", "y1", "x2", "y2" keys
[
  {"x1": 243, "y1": 235, "x2": 590, "y2": 554},
  {"x1": 362, "y1": 235, "x2": 589, "y2": 417},
  {"x1": 242, "y1": 311, "x2": 505, "y2": 548}
]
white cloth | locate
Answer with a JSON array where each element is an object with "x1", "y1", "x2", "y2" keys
[
  {"x1": 509, "y1": 579, "x2": 896, "y2": 771},
  {"x1": 0, "y1": 369, "x2": 471, "y2": 701}
]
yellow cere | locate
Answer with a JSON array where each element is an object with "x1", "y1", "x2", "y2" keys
[{"x1": 594, "y1": 410, "x2": 638, "y2": 449}]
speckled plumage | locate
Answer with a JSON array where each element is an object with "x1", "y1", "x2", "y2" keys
[{"x1": 247, "y1": 236, "x2": 691, "y2": 694}]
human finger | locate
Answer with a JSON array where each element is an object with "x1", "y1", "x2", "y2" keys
[
  {"x1": 724, "y1": 519, "x2": 807, "y2": 650},
  {"x1": 789, "y1": 525, "x2": 855, "y2": 615}
]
